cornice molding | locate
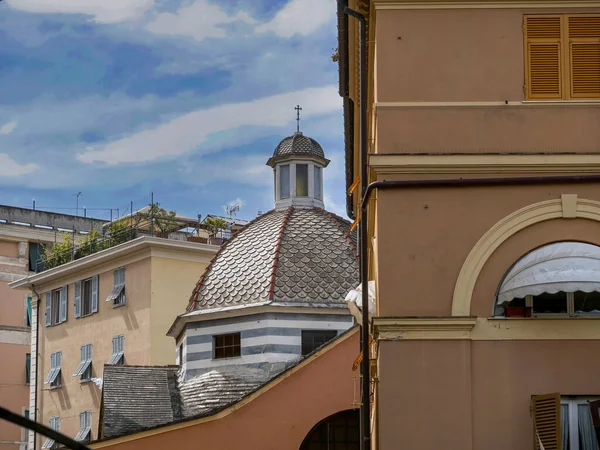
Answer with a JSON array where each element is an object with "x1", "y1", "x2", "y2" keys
[
  {"x1": 376, "y1": 101, "x2": 600, "y2": 108},
  {"x1": 374, "y1": 317, "x2": 477, "y2": 340},
  {"x1": 370, "y1": 154, "x2": 600, "y2": 175},
  {"x1": 374, "y1": 0, "x2": 600, "y2": 9}
]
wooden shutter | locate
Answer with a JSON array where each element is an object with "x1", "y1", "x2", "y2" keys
[
  {"x1": 524, "y1": 16, "x2": 563, "y2": 99},
  {"x1": 532, "y1": 393, "x2": 562, "y2": 450},
  {"x1": 45, "y1": 292, "x2": 51, "y2": 326},
  {"x1": 59, "y1": 286, "x2": 67, "y2": 323},
  {"x1": 91, "y1": 275, "x2": 99, "y2": 313},
  {"x1": 568, "y1": 16, "x2": 600, "y2": 99}
]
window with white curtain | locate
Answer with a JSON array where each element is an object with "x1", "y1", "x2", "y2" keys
[{"x1": 561, "y1": 397, "x2": 600, "y2": 450}]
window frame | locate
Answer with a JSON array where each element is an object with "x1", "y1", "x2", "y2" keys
[
  {"x1": 73, "y1": 343, "x2": 93, "y2": 383},
  {"x1": 74, "y1": 410, "x2": 91, "y2": 443},
  {"x1": 301, "y1": 330, "x2": 338, "y2": 356},
  {"x1": 44, "y1": 351, "x2": 62, "y2": 389},
  {"x1": 524, "y1": 13, "x2": 600, "y2": 101},
  {"x1": 107, "y1": 335, "x2": 124, "y2": 365},
  {"x1": 518, "y1": 292, "x2": 600, "y2": 318},
  {"x1": 106, "y1": 267, "x2": 126, "y2": 307},
  {"x1": 561, "y1": 396, "x2": 600, "y2": 450},
  {"x1": 279, "y1": 165, "x2": 291, "y2": 199},
  {"x1": 295, "y1": 163, "x2": 309, "y2": 197},
  {"x1": 41, "y1": 417, "x2": 60, "y2": 449},
  {"x1": 213, "y1": 332, "x2": 241, "y2": 359},
  {"x1": 25, "y1": 353, "x2": 30, "y2": 385}
]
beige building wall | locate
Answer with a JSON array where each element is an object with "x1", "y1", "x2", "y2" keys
[
  {"x1": 12, "y1": 238, "x2": 216, "y2": 447},
  {"x1": 342, "y1": 1, "x2": 600, "y2": 449}
]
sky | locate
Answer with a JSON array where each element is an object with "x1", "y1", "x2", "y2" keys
[{"x1": 0, "y1": 0, "x2": 346, "y2": 223}]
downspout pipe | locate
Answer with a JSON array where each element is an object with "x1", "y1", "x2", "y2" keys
[
  {"x1": 343, "y1": 5, "x2": 370, "y2": 450},
  {"x1": 30, "y1": 283, "x2": 41, "y2": 450}
]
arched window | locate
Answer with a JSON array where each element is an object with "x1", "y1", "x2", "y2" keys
[
  {"x1": 495, "y1": 242, "x2": 600, "y2": 317},
  {"x1": 300, "y1": 409, "x2": 359, "y2": 450}
]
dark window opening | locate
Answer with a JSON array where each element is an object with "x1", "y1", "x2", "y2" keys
[
  {"x1": 532, "y1": 292, "x2": 568, "y2": 315},
  {"x1": 25, "y1": 353, "x2": 30, "y2": 385},
  {"x1": 301, "y1": 330, "x2": 338, "y2": 356},
  {"x1": 214, "y1": 333, "x2": 241, "y2": 359},
  {"x1": 52, "y1": 290, "x2": 61, "y2": 325},
  {"x1": 574, "y1": 291, "x2": 600, "y2": 314},
  {"x1": 300, "y1": 409, "x2": 360, "y2": 450},
  {"x1": 28, "y1": 242, "x2": 43, "y2": 272},
  {"x1": 296, "y1": 164, "x2": 308, "y2": 197},
  {"x1": 82, "y1": 278, "x2": 93, "y2": 316}
]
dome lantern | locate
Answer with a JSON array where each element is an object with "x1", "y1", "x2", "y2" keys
[{"x1": 266, "y1": 107, "x2": 330, "y2": 211}]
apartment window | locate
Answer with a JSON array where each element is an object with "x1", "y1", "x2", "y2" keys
[
  {"x1": 28, "y1": 242, "x2": 43, "y2": 272},
  {"x1": 214, "y1": 332, "x2": 241, "y2": 359},
  {"x1": 25, "y1": 296, "x2": 32, "y2": 328},
  {"x1": 296, "y1": 164, "x2": 309, "y2": 197},
  {"x1": 44, "y1": 351, "x2": 61, "y2": 388},
  {"x1": 73, "y1": 344, "x2": 92, "y2": 382},
  {"x1": 280, "y1": 165, "x2": 290, "y2": 199},
  {"x1": 41, "y1": 417, "x2": 60, "y2": 449},
  {"x1": 107, "y1": 335, "x2": 124, "y2": 365},
  {"x1": 524, "y1": 15, "x2": 600, "y2": 100},
  {"x1": 532, "y1": 394, "x2": 600, "y2": 450},
  {"x1": 496, "y1": 242, "x2": 600, "y2": 317},
  {"x1": 74, "y1": 411, "x2": 91, "y2": 443},
  {"x1": 106, "y1": 268, "x2": 125, "y2": 306},
  {"x1": 75, "y1": 275, "x2": 99, "y2": 318},
  {"x1": 45, "y1": 287, "x2": 67, "y2": 327},
  {"x1": 314, "y1": 166, "x2": 322, "y2": 201},
  {"x1": 301, "y1": 330, "x2": 338, "y2": 356},
  {"x1": 25, "y1": 353, "x2": 30, "y2": 385}
]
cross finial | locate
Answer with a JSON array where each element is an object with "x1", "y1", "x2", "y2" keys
[{"x1": 294, "y1": 104, "x2": 302, "y2": 133}]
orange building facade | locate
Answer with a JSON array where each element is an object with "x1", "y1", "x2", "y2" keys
[{"x1": 339, "y1": 0, "x2": 600, "y2": 449}]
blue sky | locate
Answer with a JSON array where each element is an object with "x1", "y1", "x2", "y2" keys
[{"x1": 0, "y1": 0, "x2": 346, "y2": 222}]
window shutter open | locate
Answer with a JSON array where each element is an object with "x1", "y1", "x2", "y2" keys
[
  {"x1": 91, "y1": 275, "x2": 99, "y2": 313},
  {"x1": 568, "y1": 16, "x2": 600, "y2": 99},
  {"x1": 45, "y1": 292, "x2": 51, "y2": 326},
  {"x1": 532, "y1": 393, "x2": 562, "y2": 450},
  {"x1": 59, "y1": 286, "x2": 67, "y2": 323},
  {"x1": 525, "y1": 16, "x2": 563, "y2": 99},
  {"x1": 74, "y1": 281, "x2": 82, "y2": 318}
]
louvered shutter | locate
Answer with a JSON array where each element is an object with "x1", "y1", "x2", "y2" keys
[
  {"x1": 74, "y1": 281, "x2": 82, "y2": 318},
  {"x1": 59, "y1": 286, "x2": 67, "y2": 323},
  {"x1": 568, "y1": 16, "x2": 600, "y2": 99},
  {"x1": 45, "y1": 292, "x2": 51, "y2": 326},
  {"x1": 525, "y1": 15, "x2": 563, "y2": 99},
  {"x1": 532, "y1": 393, "x2": 562, "y2": 450},
  {"x1": 91, "y1": 275, "x2": 99, "y2": 313}
]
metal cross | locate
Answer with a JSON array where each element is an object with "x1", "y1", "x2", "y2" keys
[{"x1": 294, "y1": 105, "x2": 302, "y2": 132}]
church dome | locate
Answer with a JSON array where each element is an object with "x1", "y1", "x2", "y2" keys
[
  {"x1": 187, "y1": 207, "x2": 358, "y2": 312},
  {"x1": 272, "y1": 132, "x2": 325, "y2": 159}
]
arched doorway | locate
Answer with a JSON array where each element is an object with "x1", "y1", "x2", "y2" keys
[{"x1": 300, "y1": 409, "x2": 360, "y2": 450}]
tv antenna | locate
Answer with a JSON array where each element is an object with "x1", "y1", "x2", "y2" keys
[{"x1": 226, "y1": 205, "x2": 240, "y2": 219}]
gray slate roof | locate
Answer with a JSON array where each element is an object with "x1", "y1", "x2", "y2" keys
[
  {"x1": 273, "y1": 132, "x2": 325, "y2": 159},
  {"x1": 101, "y1": 365, "x2": 276, "y2": 439},
  {"x1": 102, "y1": 366, "x2": 182, "y2": 439},
  {"x1": 188, "y1": 207, "x2": 359, "y2": 311}
]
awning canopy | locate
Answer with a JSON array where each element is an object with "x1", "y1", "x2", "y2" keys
[{"x1": 497, "y1": 242, "x2": 600, "y2": 305}]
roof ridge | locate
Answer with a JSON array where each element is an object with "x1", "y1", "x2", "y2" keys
[
  {"x1": 318, "y1": 208, "x2": 359, "y2": 260},
  {"x1": 268, "y1": 206, "x2": 294, "y2": 301},
  {"x1": 186, "y1": 209, "x2": 277, "y2": 312}
]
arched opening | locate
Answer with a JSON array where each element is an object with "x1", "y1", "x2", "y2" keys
[
  {"x1": 299, "y1": 409, "x2": 359, "y2": 450},
  {"x1": 494, "y1": 241, "x2": 600, "y2": 317}
]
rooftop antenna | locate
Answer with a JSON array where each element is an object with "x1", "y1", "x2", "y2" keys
[
  {"x1": 226, "y1": 205, "x2": 240, "y2": 219},
  {"x1": 294, "y1": 104, "x2": 302, "y2": 133}
]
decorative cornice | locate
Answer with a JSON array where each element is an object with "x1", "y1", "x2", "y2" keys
[
  {"x1": 374, "y1": 0, "x2": 600, "y2": 9},
  {"x1": 377, "y1": 101, "x2": 600, "y2": 108},
  {"x1": 370, "y1": 154, "x2": 600, "y2": 175},
  {"x1": 374, "y1": 317, "x2": 477, "y2": 340}
]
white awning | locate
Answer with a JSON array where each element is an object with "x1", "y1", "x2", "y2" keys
[{"x1": 497, "y1": 242, "x2": 600, "y2": 305}]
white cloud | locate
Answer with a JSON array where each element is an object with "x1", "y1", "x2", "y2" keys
[
  {"x1": 0, "y1": 154, "x2": 38, "y2": 176},
  {"x1": 77, "y1": 85, "x2": 342, "y2": 165},
  {"x1": 5, "y1": 0, "x2": 153, "y2": 23},
  {"x1": 0, "y1": 121, "x2": 17, "y2": 135},
  {"x1": 255, "y1": 0, "x2": 336, "y2": 38},
  {"x1": 146, "y1": 0, "x2": 255, "y2": 41}
]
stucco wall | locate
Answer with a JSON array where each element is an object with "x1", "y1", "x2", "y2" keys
[
  {"x1": 149, "y1": 257, "x2": 206, "y2": 366},
  {"x1": 0, "y1": 343, "x2": 29, "y2": 450},
  {"x1": 376, "y1": 185, "x2": 600, "y2": 317},
  {"x1": 38, "y1": 257, "x2": 152, "y2": 444},
  {"x1": 0, "y1": 241, "x2": 19, "y2": 259},
  {"x1": 378, "y1": 339, "x2": 600, "y2": 450},
  {"x1": 374, "y1": 8, "x2": 600, "y2": 153},
  {"x1": 91, "y1": 331, "x2": 359, "y2": 450}
]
